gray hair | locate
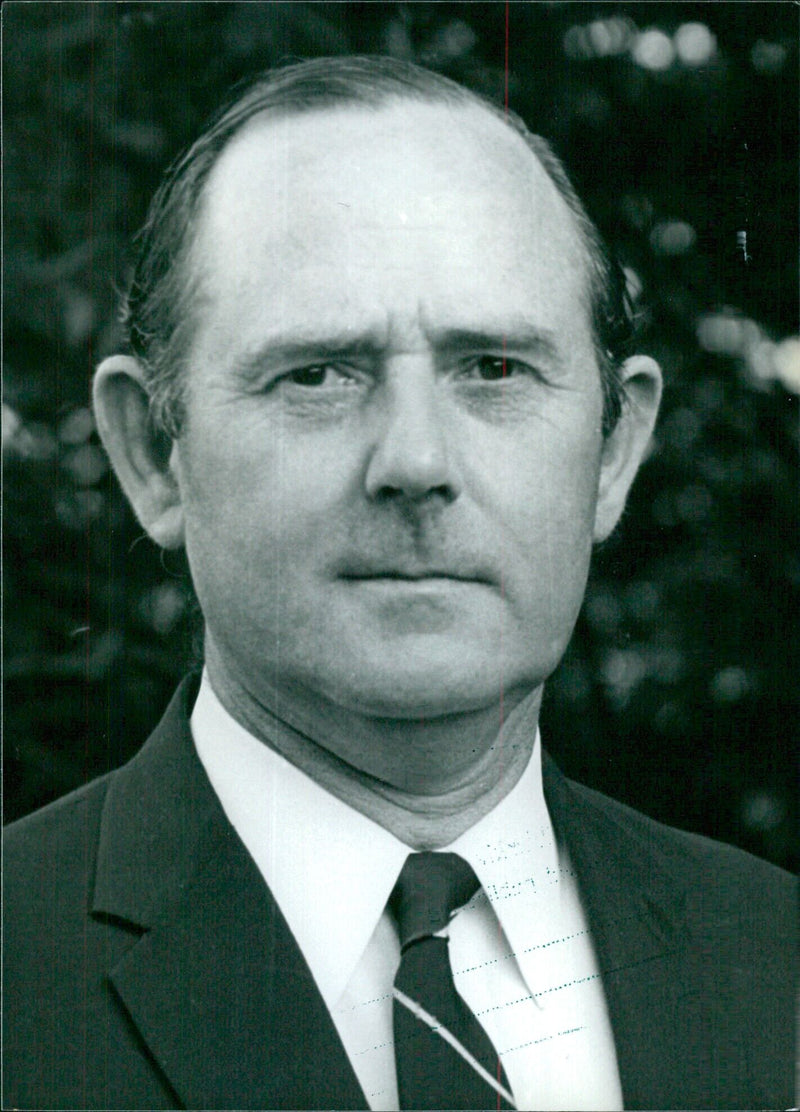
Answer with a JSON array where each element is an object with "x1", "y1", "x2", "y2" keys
[{"x1": 122, "y1": 55, "x2": 633, "y2": 438}]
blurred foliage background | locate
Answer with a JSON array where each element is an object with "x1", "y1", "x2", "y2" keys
[{"x1": 4, "y1": 2, "x2": 798, "y2": 870}]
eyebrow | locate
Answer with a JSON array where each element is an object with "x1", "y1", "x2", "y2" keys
[
  {"x1": 429, "y1": 326, "x2": 560, "y2": 361},
  {"x1": 231, "y1": 322, "x2": 562, "y2": 381},
  {"x1": 232, "y1": 333, "x2": 383, "y2": 382}
]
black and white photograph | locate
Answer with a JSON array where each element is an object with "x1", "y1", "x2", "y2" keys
[{"x1": 3, "y1": 3, "x2": 798, "y2": 1109}]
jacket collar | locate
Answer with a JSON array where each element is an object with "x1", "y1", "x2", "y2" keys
[
  {"x1": 542, "y1": 749, "x2": 688, "y2": 962},
  {"x1": 92, "y1": 677, "x2": 366, "y2": 1110},
  {"x1": 93, "y1": 677, "x2": 215, "y2": 926},
  {"x1": 542, "y1": 750, "x2": 692, "y2": 1109}
]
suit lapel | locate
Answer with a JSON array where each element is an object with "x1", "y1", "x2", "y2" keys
[
  {"x1": 93, "y1": 680, "x2": 366, "y2": 1110},
  {"x1": 542, "y1": 754, "x2": 691, "y2": 1110}
]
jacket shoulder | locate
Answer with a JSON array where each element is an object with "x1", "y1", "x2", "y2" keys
[
  {"x1": 3, "y1": 773, "x2": 118, "y2": 968},
  {"x1": 5, "y1": 772, "x2": 113, "y2": 877},
  {"x1": 3, "y1": 686, "x2": 204, "y2": 1110},
  {"x1": 4, "y1": 677, "x2": 199, "y2": 890},
  {"x1": 564, "y1": 775, "x2": 796, "y2": 936}
]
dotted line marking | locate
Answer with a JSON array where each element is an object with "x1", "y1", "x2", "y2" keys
[
  {"x1": 503, "y1": 1025, "x2": 586, "y2": 1055},
  {"x1": 474, "y1": 972, "x2": 602, "y2": 1018}
]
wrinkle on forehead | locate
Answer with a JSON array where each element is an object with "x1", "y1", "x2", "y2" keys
[
  {"x1": 189, "y1": 100, "x2": 594, "y2": 367},
  {"x1": 215, "y1": 98, "x2": 541, "y2": 194},
  {"x1": 200, "y1": 99, "x2": 584, "y2": 261}
]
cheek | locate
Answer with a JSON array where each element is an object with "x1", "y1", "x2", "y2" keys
[
  {"x1": 175, "y1": 421, "x2": 353, "y2": 586},
  {"x1": 473, "y1": 415, "x2": 601, "y2": 631},
  {"x1": 469, "y1": 409, "x2": 601, "y2": 526}
]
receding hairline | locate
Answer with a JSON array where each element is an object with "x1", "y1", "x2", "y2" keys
[
  {"x1": 190, "y1": 95, "x2": 594, "y2": 334},
  {"x1": 211, "y1": 94, "x2": 570, "y2": 194}
]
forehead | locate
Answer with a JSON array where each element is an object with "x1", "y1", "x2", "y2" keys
[{"x1": 192, "y1": 100, "x2": 590, "y2": 355}]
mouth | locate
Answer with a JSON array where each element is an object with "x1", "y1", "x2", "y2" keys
[{"x1": 338, "y1": 567, "x2": 496, "y2": 587}]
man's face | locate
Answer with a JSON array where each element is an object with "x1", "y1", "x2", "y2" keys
[{"x1": 174, "y1": 101, "x2": 606, "y2": 720}]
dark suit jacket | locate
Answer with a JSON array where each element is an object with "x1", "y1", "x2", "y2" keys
[{"x1": 4, "y1": 679, "x2": 796, "y2": 1110}]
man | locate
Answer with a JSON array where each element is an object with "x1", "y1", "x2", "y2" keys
[{"x1": 4, "y1": 56, "x2": 795, "y2": 1111}]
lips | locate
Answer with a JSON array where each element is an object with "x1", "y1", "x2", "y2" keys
[
  {"x1": 342, "y1": 572, "x2": 485, "y2": 582},
  {"x1": 337, "y1": 561, "x2": 497, "y2": 586}
]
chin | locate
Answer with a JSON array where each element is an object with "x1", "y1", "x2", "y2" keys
[{"x1": 323, "y1": 660, "x2": 530, "y2": 721}]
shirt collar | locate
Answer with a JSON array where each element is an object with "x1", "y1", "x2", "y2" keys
[
  {"x1": 191, "y1": 672, "x2": 556, "y2": 1007},
  {"x1": 448, "y1": 747, "x2": 565, "y2": 988}
]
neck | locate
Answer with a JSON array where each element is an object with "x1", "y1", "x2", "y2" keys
[{"x1": 204, "y1": 643, "x2": 542, "y2": 849}]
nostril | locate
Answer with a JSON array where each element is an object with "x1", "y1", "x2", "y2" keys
[{"x1": 372, "y1": 481, "x2": 456, "y2": 506}]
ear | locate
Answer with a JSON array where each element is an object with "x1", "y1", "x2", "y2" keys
[
  {"x1": 93, "y1": 355, "x2": 185, "y2": 549},
  {"x1": 593, "y1": 354, "x2": 662, "y2": 543}
]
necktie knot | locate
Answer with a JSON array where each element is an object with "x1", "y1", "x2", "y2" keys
[{"x1": 390, "y1": 852, "x2": 480, "y2": 951}]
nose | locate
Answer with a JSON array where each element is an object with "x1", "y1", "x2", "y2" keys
[{"x1": 364, "y1": 360, "x2": 461, "y2": 504}]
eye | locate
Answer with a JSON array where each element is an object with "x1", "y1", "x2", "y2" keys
[
  {"x1": 461, "y1": 355, "x2": 530, "y2": 381},
  {"x1": 288, "y1": 364, "x2": 336, "y2": 387},
  {"x1": 474, "y1": 356, "x2": 507, "y2": 381},
  {"x1": 279, "y1": 363, "x2": 356, "y2": 389}
]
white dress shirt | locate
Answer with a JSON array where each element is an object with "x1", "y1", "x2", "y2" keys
[{"x1": 191, "y1": 673, "x2": 623, "y2": 1110}]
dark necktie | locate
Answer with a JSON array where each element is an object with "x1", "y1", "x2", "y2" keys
[{"x1": 390, "y1": 851, "x2": 516, "y2": 1110}]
